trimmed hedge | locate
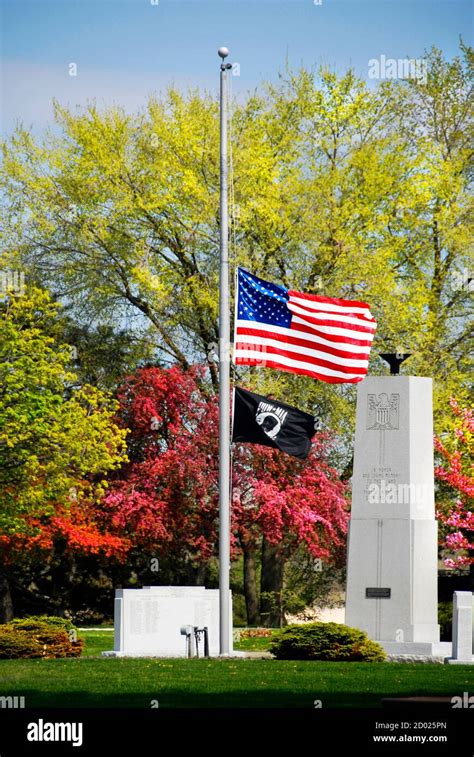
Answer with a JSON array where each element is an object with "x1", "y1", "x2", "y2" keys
[
  {"x1": 0, "y1": 616, "x2": 83, "y2": 659},
  {"x1": 269, "y1": 622, "x2": 386, "y2": 662}
]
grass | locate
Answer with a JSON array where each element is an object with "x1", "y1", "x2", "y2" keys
[
  {"x1": 80, "y1": 629, "x2": 115, "y2": 658},
  {"x1": 0, "y1": 630, "x2": 471, "y2": 709},
  {"x1": 234, "y1": 634, "x2": 278, "y2": 651},
  {"x1": 81, "y1": 629, "x2": 277, "y2": 656}
]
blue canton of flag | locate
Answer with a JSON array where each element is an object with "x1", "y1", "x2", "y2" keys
[{"x1": 237, "y1": 269, "x2": 291, "y2": 328}]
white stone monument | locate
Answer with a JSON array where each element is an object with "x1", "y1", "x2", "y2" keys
[
  {"x1": 448, "y1": 591, "x2": 473, "y2": 664},
  {"x1": 345, "y1": 376, "x2": 449, "y2": 656},
  {"x1": 103, "y1": 586, "x2": 233, "y2": 658}
]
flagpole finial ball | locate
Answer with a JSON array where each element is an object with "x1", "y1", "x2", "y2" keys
[{"x1": 218, "y1": 47, "x2": 230, "y2": 59}]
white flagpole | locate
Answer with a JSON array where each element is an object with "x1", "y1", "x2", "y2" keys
[{"x1": 218, "y1": 46, "x2": 232, "y2": 655}]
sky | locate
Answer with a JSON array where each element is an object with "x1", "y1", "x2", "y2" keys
[{"x1": 0, "y1": 0, "x2": 472, "y2": 135}]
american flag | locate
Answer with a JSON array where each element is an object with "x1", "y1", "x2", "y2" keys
[{"x1": 234, "y1": 268, "x2": 377, "y2": 384}]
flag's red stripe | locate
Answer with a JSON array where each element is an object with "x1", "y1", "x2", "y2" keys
[
  {"x1": 289, "y1": 320, "x2": 374, "y2": 346},
  {"x1": 234, "y1": 356, "x2": 365, "y2": 384},
  {"x1": 235, "y1": 326, "x2": 371, "y2": 360},
  {"x1": 235, "y1": 341, "x2": 368, "y2": 375},
  {"x1": 236, "y1": 322, "x2": 373, "y2": 348},
  {"x1": 288, "y1": 289, "x2": 373, "y2": 311},
  {"x1": 289, "y1": 309, "x2": 376, "y2": 335}
]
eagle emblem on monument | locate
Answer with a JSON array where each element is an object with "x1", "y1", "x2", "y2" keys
[{"x1": 367, "y1": 393, "x2": 399, "y2": 430}]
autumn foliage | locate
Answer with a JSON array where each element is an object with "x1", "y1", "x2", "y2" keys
[
  {"x1": 103, "y1": 365, "x2": 349, "y2": 571},
  {"x1": 435, "y1": 398, "x2": 474, "y2": 569}
]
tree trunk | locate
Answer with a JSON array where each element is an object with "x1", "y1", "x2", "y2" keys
[
  {"x1": 242, "y1": 542, "x2": 260, "y2": 626},
  {"x1": 0, "y1": 566, "x2": 14, "y2": 624},
  {"x1": 260, "y1": 538, "x2": 285, "y2": 627},
  {"x1": 195, "y1": 562, "x2": 207, "y2": 586}
]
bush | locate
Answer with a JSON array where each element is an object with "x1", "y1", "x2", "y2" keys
[
  {"x1": 0, "y1": 616, "x2": 83, "y2": 659},
  {"x1": 9, "y1": 615, "x2": 74, "y2": 632},
  {"x1": 0, "y1": 628, "x2": 43, "y2": 659},
  {"x1": 269, "y1": 622, "x2": 386, "y2": 662}
]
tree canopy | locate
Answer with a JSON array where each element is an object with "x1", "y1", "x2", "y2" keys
[
  {"x1": 1, "y1": 44, "x2": 472, "y2": 441},
  {"x1": 0, "y1": 288, "x2": 128, "y2": 537}
]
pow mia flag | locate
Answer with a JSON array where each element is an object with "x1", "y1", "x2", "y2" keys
[{"x1": 232, "y1": 386, "x2": 316, "y2": 460}]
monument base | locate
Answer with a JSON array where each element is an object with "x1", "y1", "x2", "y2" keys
[
  {"x1": 101, "y1": 649, "x2": 247, "y2": 658},
  {"x1": 381, "y1": 641, "x2": 451, "y2": 656}
]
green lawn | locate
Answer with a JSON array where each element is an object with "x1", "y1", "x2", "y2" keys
[
  {"x1": 234, "y1": 634, "x2": 278, "y2": 651},
  {"x1": 80, "y1": 629, "x2": 116, "y2": 658},
  {"x1": 80, "y1": 629, "x2": 277, "y2": 656},
  {"x1": 0, "y1": 629, "x2": 471, "y2": 709}
]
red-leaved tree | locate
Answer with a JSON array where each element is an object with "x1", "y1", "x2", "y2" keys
[
  {"x1": 0, "y1": 495, "x2": 131, "y2": 621},
  {"x1": 103, "y1": 365, "x2": 220, "y2": 569},
  {"x1": 435, "y1": 398, "x2": 474, "y2": 579},
  {"x1": 104, "y1": 365, "x2": 349, "y2": 624}
]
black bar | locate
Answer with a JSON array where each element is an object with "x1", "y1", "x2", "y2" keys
[{"x1": 0, "y1": 707, "x2": 471, "y2": 754}]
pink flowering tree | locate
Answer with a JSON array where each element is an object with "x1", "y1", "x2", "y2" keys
[
  {"x1": 232, "y1": 440, "x2": 349, "y2": 625},
  {"x1": 435, "y1": 398, "x2": 474, "y2": 577}
]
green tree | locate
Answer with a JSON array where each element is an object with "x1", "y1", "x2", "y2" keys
[
  {"x1": 1, "y1": 47, "x2": 471, "y2": 445},
  {"x1": 56, "y1": 320, "x2": 159, "y2": 393},
  {"x1": 0, "y1": 288, "x2": 128, "y2": 621},
  {"x1": 380, "y1": 43, "x2": 473, "y2": 412}
]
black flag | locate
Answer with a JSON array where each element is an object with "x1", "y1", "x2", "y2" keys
[{"x1": 232, "y1": 387, "x2": 316, "y2": 460}]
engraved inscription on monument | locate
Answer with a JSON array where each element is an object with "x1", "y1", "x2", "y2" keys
[
  {"x1": 367, "y1": 393, "x2": 399, "y2": 430},
  {"x1": 362, "y1": 465, "x2": 400, "y2": 502},
  {"x1": 129, "y1": 599, "x2": 160, "y2": 635}
]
